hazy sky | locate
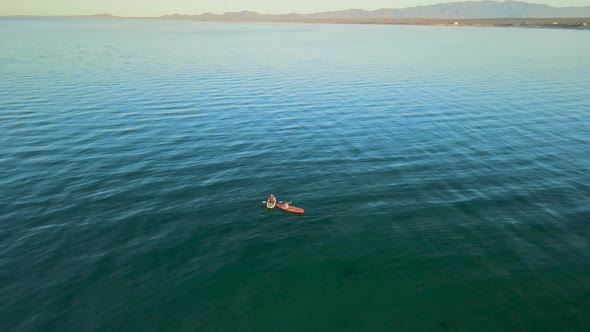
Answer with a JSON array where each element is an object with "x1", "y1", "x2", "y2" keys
[{"x1": 2, "y1": 0, "x2": 590, "y2": 16}]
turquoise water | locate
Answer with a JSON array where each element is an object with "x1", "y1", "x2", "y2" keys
[{"x1": 1, "y1": 18, "x2": 590, "y2": 330}]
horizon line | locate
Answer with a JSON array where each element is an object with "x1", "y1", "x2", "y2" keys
[{"x1": 3, "y1": 0, "x2": 590, "y2": 18}]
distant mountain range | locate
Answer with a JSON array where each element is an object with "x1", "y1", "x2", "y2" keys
[
  {"x1": 5, "y1": 1, "x2": 590, "y2": 21},
  {"x1": 159, "y1": 1, "x2": 590, "y2": 20}
]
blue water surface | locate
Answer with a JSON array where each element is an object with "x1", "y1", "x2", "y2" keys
[{"x1": 1, "y1": 18, "x2": 589, "y2": 331}]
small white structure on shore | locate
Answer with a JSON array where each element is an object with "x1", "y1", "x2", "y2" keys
[{"x1": 454, "y1": 22, "x2": 459, "y2": 26}]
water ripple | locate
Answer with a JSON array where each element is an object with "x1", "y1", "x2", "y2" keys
[{"x1": 1, "y1": 19, "x2": 590, "y2": 331}]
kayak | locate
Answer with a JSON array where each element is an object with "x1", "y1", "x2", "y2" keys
[
  {"x1": 267, "y1": 198, "x2": 276, "y2": 209},
  {"x1": 276, "y1": 203, "x2": 304, "y2": 214}
]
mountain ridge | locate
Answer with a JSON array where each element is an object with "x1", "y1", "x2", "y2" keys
[
  {"x1": 3, "y1": 1, "x2": 590, "y2": 22},
  {"x1": 159, "y1": 1, "x2": 590, "y2": 20}
]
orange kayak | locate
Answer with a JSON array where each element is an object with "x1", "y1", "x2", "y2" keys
[{"x1": 276, "y1": 203, "x2": 304, "y2": 214}]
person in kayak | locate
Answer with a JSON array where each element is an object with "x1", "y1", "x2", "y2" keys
[
  {"x1": 284, "y1": 201, "x2": 292, "y2": 208},
  {"x1": 268, "y1": 194, "x2": 275, "y2": 205}
]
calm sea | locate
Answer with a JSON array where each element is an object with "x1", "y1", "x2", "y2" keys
[{"x1": 1, "y1": 18, "x2": 589, "y2": 331}]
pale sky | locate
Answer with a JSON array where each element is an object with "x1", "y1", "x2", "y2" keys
[{"x1": 2, "y1": 0, "x2": 590, "y2": 17}]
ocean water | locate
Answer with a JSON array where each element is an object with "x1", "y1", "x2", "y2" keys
[{"x1": 1, "y1": 18, "x2": 589, "y2": 331}]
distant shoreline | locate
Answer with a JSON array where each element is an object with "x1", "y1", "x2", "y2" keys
[{"x1": 2, "y1": 16, "x2": 589, "y2": 30}]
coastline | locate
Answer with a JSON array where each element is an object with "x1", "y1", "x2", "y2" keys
[
  {"x1": 204, "y1": 17, "x2": 590, "y2": 30},
  {"x1": 2, "y1": 15, "x2": 589, "y2": 30}
]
